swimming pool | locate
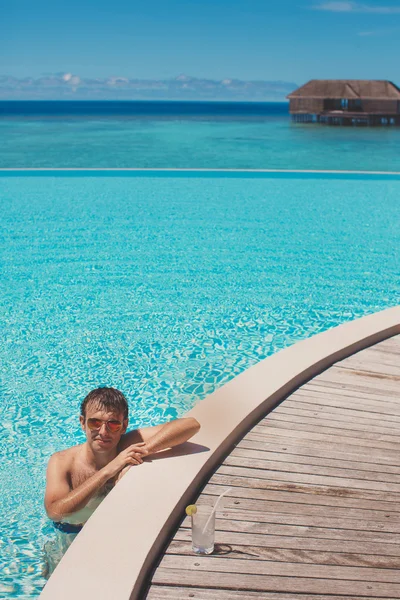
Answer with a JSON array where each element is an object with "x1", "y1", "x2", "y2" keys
[{"x1": 0, "y1": 170, "x2": 399, "y2": 597}]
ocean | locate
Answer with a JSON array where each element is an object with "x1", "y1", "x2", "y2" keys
[{"x1": 1, "y1": 100, "x2": 400, "y2": 171}]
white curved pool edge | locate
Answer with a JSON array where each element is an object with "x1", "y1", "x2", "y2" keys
[
  {"x1": 1, "y1": 168, "x2": 400, "y2": 174},
  {"x1": 39, "y1": 306, "x2": 400, "y2": 600}
]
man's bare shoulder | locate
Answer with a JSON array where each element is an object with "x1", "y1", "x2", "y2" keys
[{"x1": 47, "y1": 446, "x2": 82, "y2": 469}]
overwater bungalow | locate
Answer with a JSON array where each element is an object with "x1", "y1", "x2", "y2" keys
[{"x1": 287, "y1": 80, "x2": 400, "y2": 125}]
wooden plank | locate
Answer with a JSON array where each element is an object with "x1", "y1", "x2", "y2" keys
[
  {"x1": 273, "y1": 404, "x2": 400, "y2": 428},
  {"x1": 352, "y1": 339, "x2": 398, "y2": 350},
  {"x1": 336, "y1": 359, "x2": 400, "y2": 377},
  {"x1": 366, "y1": 350, "x2": 400, "y2": 361},
  {"x1": 216, "y1": 463, "x2": 400, "y2": 494},
  {"x1": 173, "y1": 528, "x2": 400, "y2": 557},
  {"x1": 338, "y1": 362, "x2": 400, "y2": 378},
  {"x1": 209, "y1": 518, "x2": 398, "y2": 544},
  {"x1": 253, "y1": 416, "x2": 400, "y2": 451},
  {"x1": 181, "y1": 508, "x2": 400, "y2": 533},
  {"x1": 369, "y1": 338, "x2": 400, "y2": 349},
  {"x1": 225, "y1": 453, "x2": 400, "y2": 485},
  {"x1": 244, "y1": 433, "x2": 400, "y2": 466},
  {"x1": 322, "y1": 362, "x2": 400, "y2": 381},
  {"x1": 231, "y1": 441, "x2": 399, "y2": 480},
  {"x1": 308, "y1": 376, "x2": 399, "y2": 398},
  {"x1": 152, "y1": 567, "x2": 400, "y2": 597},
  {"x1": 298, "y1": 379, "x2": 399, "y2": 401},
  {"x1": 147, "y1": 588, "x2": 261, "y2": 600},
  {"x1": 302, "y1": 377, "x2": 399, "y2": 397},
  {"x1": 237, "y1": 438, "x2": 400, "y2": 467},
  {"x1": 177, "y1": 516, "x2": 399, "y2": 545},
  {"x1": 341, "y1": 340, "x2": 400, "y2": 358},
  {"x1": 342, "y1": 348, "x2": 400, "y2": 362},
  {"x1": 367, "y1": 346, "x2": 400, "y2": 360},
  {"x1": 278, "y1": 400, "x2": 400, "y2": 421},
  {"x1": 203, "y1": 482, "x2": 400, "y2": 516},
  {"x1": 290, "y1": 395, "x2": 400, "y2": 417},
  {"x1": 212, "y1": 470, "x2": 400, "y2": 505},
  {"x1": 247, "y1": 426, "x2": 400, "y2": 452},
  {"x1": 368, "y1": 343, "x2": 400, "y2": 354},
  {"x1": 337, "y1": 368, "x2": 400, "y2": 383},
  {"x1": 343, "y1": 349, "x2": 400, "y2": 367},
  {"x1": 244, "y1": 432, "x2": 400, "y2": 463},
  {"x1": 253, "y1": 421, "x2": 400, "y2": 449},
  {"x1": 210, "y1": 471, "x2": 400, "y2": 503},
  {"x1": 266, "y1": 412, "x2": 399, "y2": 438},
  {"x1": 286, "y1": 392, "x2": 400, "y2": 417},
  {"x1": 146, "y1": 586, "x2": 394, "y2": 600},
  {"x1": 305, "y1": 378, "x2": 400, "y2": 399},
  {"x1": 159, "y1": 555, "x2": 400, "y2": 583},
  {"x1": 310, "y1": 376, "x2": 399, "y2": 392},
  {"x1": 369, "y1": 353, "x2": 399, "y2": 363},
  {"x1": 281, "y1": 403, "x2": 400, "y2": 425},
  {"x1": 274, "y1": 393, "x2": 399, "y2": 412},
  {"x1": 353, "y1": 337, "x2": 399, "y2": 351},
  {"x1": 166, "y1": 540, "x2": 400, "y2": 568}
]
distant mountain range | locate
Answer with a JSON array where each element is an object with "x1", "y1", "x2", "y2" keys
[{"x1": 0, "y1": 73, "x2": 296, "y2": 101}]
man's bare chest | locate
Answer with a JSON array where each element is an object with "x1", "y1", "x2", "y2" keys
[
  {"x1": 70, "y1": 464, "x2": 96, "y2": 489},
  {"x1": 69, "y1": 463, "x2": 114, "y2": 493}
]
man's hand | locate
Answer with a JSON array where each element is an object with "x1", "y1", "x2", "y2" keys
[{"x1": 104, "y1": 443, "x2": 148, "y2": 479}]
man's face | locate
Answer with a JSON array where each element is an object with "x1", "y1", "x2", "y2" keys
[{"x1": 80, "y1": 403, "x2": 128, "y2": 452}]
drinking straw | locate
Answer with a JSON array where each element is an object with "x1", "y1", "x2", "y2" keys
[{"x1": 201, "y1": 487, "x2": 232, "y2": 534}]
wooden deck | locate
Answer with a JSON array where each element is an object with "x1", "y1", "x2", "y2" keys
[{"x1": 146, "y1": 334, "x2": 400, "y2": 600}]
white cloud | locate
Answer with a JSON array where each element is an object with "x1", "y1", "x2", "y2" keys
[
  {"x1": 62, "y1": 73, "x2": 81, "y2": 86},
  {"x1": 107, "y1": 77, "x2": 129, "y2": 86},
  {"x1": 313, "y1": 2, "x2": 400, "y2": 13}
]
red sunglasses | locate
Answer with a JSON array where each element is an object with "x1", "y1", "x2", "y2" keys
[{"x1": 86, "y1": 418, "x2": 123, "y2": 433}]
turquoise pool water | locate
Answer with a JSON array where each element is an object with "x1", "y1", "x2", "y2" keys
[{"x1": 0, "y1": 171, "x2": 399, "y2": 597}]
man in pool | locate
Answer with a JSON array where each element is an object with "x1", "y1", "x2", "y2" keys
[{"x1": 43, "y1": 387, "x2": 200, "y2": 575}]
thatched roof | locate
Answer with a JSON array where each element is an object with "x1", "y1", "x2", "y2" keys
[{"x1": 287, "y1": 80, "x2": 400, "y2": 100}]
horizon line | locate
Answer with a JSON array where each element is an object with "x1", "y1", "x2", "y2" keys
[
  {"x1": 0, "y1": 98, "x2": 289, "y2": 103},
  {"x1": 1, "y1": 168, "x2": 399, "y2": 175}
]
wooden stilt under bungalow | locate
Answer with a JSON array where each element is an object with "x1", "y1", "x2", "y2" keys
[
  {"x1": 147, "y1": 334, "x2": 400, "y2": 599},
  {"x1": 287, "y1": 80, "x2": 400, "y2": 126}
]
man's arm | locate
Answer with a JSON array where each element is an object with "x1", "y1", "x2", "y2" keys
[
  {"x1": 44, "y1": 446, "x2": 147, "y2": 521},
  {"x1": 121, "y1": 417, "x2": 200, "y2": 455}
]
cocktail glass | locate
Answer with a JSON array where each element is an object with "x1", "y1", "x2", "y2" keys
[{"x1": 191, "y1": 505, "x2": 215, "y2": 554}]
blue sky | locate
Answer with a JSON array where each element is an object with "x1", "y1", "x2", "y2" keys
[{"x1": 1, "y1": 0, "x2": 400, "y2": 83}]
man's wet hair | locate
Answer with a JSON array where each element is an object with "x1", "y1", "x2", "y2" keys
[{"x1": 80, "y1": 387, "x2": 129, "y2": 420}]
